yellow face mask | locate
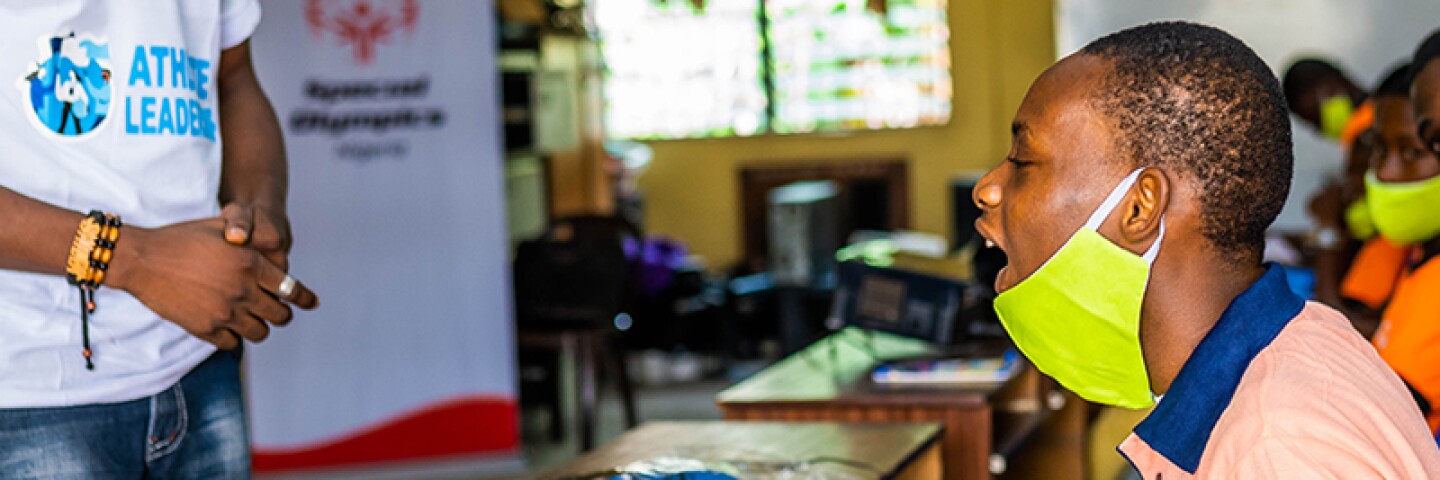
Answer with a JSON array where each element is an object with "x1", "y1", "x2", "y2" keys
[
  {"x1": 1319, "y1": 95, "x2": 1354, "y2": 140},
  {"x1": 1365, "y1": 171, "x2": 1440, "y2": 245},
  {"x1": 993, "y1": 169, "x2": 1163, "y2": 409}
]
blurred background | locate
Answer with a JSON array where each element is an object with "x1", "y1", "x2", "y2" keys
[{"x1": 240, "y1": 0, "x2": 1440, "y2": 478}]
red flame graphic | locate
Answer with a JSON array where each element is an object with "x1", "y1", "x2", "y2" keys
[{"x1": 306, "y1": 0, "x2": 419, "y2": 65}]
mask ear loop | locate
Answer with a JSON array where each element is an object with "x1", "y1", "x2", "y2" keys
[
  {"x1": 1083, "y1": 168, "x2": 1166, "y2": 263},
  {"x1": 1141, "y1": 217, "x2": 1166, "y2": 264},
  {"x1": 1083, "y1": 168, "x2": 1145, "y2": 231}
]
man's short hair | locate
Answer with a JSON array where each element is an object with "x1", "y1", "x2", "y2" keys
[
  {"x1": 1081, "y1": 21, "x2": 1292, "y2": 264},
  {"x1": 1283, "y1": 58, "x2": 1347, "y2": 112},
  {"x1": 1413, "y1": 30, "x2": 1440, "y2": 82},
  {"x1": 1375, "y1": 63, "x2": 1412, "y2": 98}
]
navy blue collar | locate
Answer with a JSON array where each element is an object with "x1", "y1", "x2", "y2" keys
[{"x1": 1130, "y1": 263, "x2": 1306, "y2": 473}]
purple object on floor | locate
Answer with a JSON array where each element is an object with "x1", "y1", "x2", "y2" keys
[{"x1": 625, "y1": 237, "x2": 689, "y2": 297}]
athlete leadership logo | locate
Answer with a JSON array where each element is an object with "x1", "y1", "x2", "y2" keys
[
  {"x1": 18, "y1": 33, "x2": 113, "y2": 137},
  {"x1": 306, "y1": 0, "x2": 419, "y2": 65}
]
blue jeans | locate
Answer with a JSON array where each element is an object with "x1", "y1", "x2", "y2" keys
[{"x1": 0, "y1": 350, "x2": 249, "y2": 479}]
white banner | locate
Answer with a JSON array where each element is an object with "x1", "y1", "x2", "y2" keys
[{"x1": 246, "y1": 0, "x2": 516, "y2": 473}]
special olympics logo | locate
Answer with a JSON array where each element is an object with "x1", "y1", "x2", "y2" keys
[
  {"x1": 18, "y1": 33, "x2": 112, "y2": 137},
  {"x1": 306, "y1": 0, "x2": 419, "y2": 65}
]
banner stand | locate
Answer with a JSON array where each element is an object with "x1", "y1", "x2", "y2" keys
[{"x1": 246, "y1": 0, "x2": 520, "y2": 474}]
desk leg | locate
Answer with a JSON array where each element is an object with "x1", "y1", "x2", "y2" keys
[
  {"x1": 777, "y1": 288, "x2": 809, "y2": 356},
  {"x1": 940, "y1": 407, "x2": 992, "y2": 480}
]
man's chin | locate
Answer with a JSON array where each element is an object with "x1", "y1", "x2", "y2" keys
[{"x1": 994, "y1": 265, "x2": 1015, "y2": 293}]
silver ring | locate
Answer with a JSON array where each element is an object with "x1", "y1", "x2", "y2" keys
[{"x1": 277, "y1": 275, "x2": 298, "y2": 300}]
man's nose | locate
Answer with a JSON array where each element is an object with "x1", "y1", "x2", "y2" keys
[{"x1": 974, "y1": 182, "x2": 1002, "y2": 209}]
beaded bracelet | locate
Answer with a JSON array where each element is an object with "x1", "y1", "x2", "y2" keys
[{"x1": 64, "y1": 210, "x2": 121, "y2": 370}]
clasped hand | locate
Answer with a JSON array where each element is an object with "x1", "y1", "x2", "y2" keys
[{"x1": 109, "y1": 202, "x2": 318, "y2": 349}]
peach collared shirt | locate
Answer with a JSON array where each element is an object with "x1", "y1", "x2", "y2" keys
[{"x1": 1119, "y1": 265, "x2": 1440, "y2": 479}]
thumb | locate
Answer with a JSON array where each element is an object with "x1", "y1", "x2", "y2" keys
[{"x1": 220, "y1": 203, "x2": 254, "y2": 245}]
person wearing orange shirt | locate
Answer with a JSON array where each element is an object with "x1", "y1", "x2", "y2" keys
[
  {"x1": 1336, "y1": 66, "x2": 1421, "y2": 339},
  {"x1": 1361, "y1": 30, "x2": 1440, "y2": 436}
]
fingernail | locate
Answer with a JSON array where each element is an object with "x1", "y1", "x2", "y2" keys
[{"x1": 226, "y1": 228, "x2": 246, "y2": 242}]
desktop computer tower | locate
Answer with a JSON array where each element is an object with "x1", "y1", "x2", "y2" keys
[{"x1": 768, "y1": 180, "x2": 841, "y2": 289}]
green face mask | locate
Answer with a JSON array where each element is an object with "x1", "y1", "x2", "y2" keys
[
  {"x1": 1319, "y1": 95, "x2": 1354, "y2": 140},
  {"x1": 1345, "y1": 197, "x2": 1376, "y2": 240},
  {"x1": 993, "y1": 169, "x2": 1162, "y2": 409},
  {"x1": 1365, "y1": 171, "x2": 1440, "y2": 245}
]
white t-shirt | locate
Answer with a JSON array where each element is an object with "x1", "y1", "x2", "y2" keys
[{"x1": 0, "y1": 0, "x2": 261, "y2": 408}]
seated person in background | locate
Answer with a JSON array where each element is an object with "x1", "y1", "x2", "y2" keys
[
  {"x1": 1306, "y1": 126, "x2": 1381, "y2": 329},
  {"x1": 1284, "y1": 57, "x2": 1372, "y2": 144},
  {"x1": 1360, "y1": 30, "x2": 1440, "y2": 437},
  {"x1": 1334, "y1": 65, "x2": 1423, "y2": 336},
  {"x1": 972, "y1": 21, "x2": 1440, "y2": 478},
  {"x1": 1282, "y1": 58, "x2": 1381, "y2": 318}
]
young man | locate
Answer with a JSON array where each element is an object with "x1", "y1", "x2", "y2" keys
[
  {"x1": 1284, "y1": 57, "x2": 1371, "y2": 143},
  {"x1": 1334, "y1": 66, "x2": 1420, "y2": 334},
  {"x1": 0, "y1": 2, "x2": 318, "y2": 476},
  {"x1": 1359, "y1": 29, "x2": 1440, "y2": 437},
  {"x1": 972, "y1": 22, "x2": 1440, "y2": 477}
]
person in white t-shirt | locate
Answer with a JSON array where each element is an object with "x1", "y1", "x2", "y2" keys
[{"x1": 0, "y1": 1, "x2": 318, "y2": 476}]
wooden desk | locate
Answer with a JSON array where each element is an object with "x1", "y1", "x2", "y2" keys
[
  {"x1": 716, "y1": 329, "x2": 1080, "y2": 480},
  {"x1": 539, "y1": 421, "x2": 944, "y2": 479}
]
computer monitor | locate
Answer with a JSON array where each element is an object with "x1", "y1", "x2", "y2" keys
[{"x1": 830, "y1": 261, "x2": 964, "y2": 345}]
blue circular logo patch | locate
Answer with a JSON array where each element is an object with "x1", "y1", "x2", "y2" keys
[{"x1": 19, "y1": 33, "x2": 113, "y2": 137}]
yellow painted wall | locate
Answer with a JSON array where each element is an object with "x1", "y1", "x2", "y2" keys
[{"x1": 637, "y1": 0, "x2": 1056, "y2": 269}]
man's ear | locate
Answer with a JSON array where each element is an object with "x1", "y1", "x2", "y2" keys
[{"x1": 1120, "y1": 168, "x2": 1168, "y2": 244}]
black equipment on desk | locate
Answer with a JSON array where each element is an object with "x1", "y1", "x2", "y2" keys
[
  {"x1": 829, "y1": 261, "x2": 965, "y2": 346},
  {"x1": 951, "y1": 177, "x2": 982, "y2": 252}
]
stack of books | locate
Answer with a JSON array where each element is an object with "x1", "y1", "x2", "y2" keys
[{"x1": 871, "y1": 349, "x2": 1021, "y2": 387}]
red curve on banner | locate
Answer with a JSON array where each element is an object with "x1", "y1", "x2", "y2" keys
[{"x1": 252, "y1": 396, "x2": 518, "y2": 473}]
